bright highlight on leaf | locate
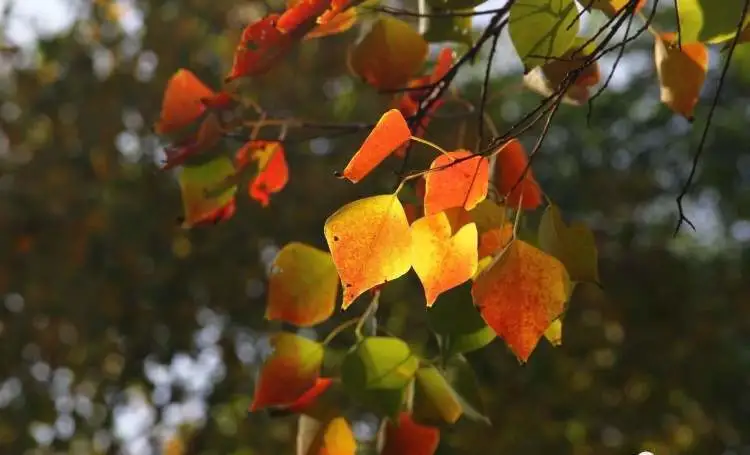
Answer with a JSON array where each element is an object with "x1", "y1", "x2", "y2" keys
[
  {"x1": 226, "y1": 15, "x2": 293, "y2": 82},
  {"x1": 381, "y1": 413, "x2": 440, "y2": 455},
  {"x1": 544, "y1": 318, "x2": 563, "y2": 346},
  {"x1": 348, "y1": 17, "x2": 429, "y2": 90},
  {"x1": 411, "y1": 210, "x2": 478, "y2": 306},
  {"x1": 494, "y1": 139, "x2": 543, "y2": 210},
  {"x1": 413, "y1": 366, "x2": 463, "y2": 424},
  {"x1": 472, "y1": 240, "x2": 570, "y2": 362},
  {"x1": 251, "y1": 332, "x2": 324, "y2": 411},
  {"x1": 654, "y1": 32, "x2": 708, "y2": 121},
  {"x1": 267, "y1": 242, "x2": 339, "y2": 327},
  {"x1": 674, "y1": 0, "x2": 749, "y2": 44},
  {"x1": 297, "y1": 415, "x2": 356, "y2": 455},
  {"x1": 508, "y1": 0, "x2": 580, "y2": 70},
  {"x1": 340, "y1": 110, "x2": 411, "y2": 183},
  {"x1": 538, "y1": 204, "x2": 600, "y2": 285},
  {"x1": 424, "y1": 150, "x2": 489, "y2": 215},
  {"x1": 305, "y1": 8, "x2": 358, "y2": 40},
  {"x1": 178, "y1": 157, "x2": 237, "y2": 228},
  {"x1": 324, "y1": 195, "x2": 412, "y2": 308},
  {"x1": 155, "y1": 69, "x2": 213, "y2": 135}
]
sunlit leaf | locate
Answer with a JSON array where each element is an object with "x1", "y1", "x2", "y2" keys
[
  {"x1": 508, "y1": 0, "x2": 580, "y2": 70},
  {"x1": 423, "y1": 9, "x2": 474, "y2": 47},
  {"x1": 538, "y1": 204, "x2": 600, "y2": 284},
  {"x1": 478, "y1": 224, "x2": 513, "y2": 259},
  {"x1": 340, "y1": 109, "x2": 411, "y2": 183},
  {"x1": 226, "y1": 15, "x2": 294, "y2": 82},
  {"x1": 324, "y1": 195, "x2": 412, "y2": 309},
  {"x1": 426, "y1": 283, "x2": 496, "y2": 356},
  {"x1": 155, "y1": 69, "x2": 214, "y2": 135},
  {"x1": 178, "y1": 157, "x2": 237, "y2": 228},
  {"x1": 306, "y1": 8, "x2": 358, "y2": 39},
  {"x1": 278, "y1": 0, "x2": 330, "y2": 33},
  {"x1": 494, "y1": 139, "x2": 543, "y2": 210},
  {"x1": 576, "y1": 0, "x2": 646, "y2": 17},
  {"x1": 248, "y1": 141, "x2": 289, "y2": 207},
  {"x1": 381, "y1": 413, "x2": 440, "y2": 455},
  {"x1": 413, "y1": 366, "x2": 463, "y2": 424},
  {"x1": 348, "y1": 17, "x2": 428, "y2": 90},
  {"x1": 472, "y1": 240, "x2": 570, "y2": 362},
  {"x1": 675, "y1": 0, "x2": 749, "y2": 44},
  {"x1": 654, "y1": 32, "x2": 708, "y2": 121},
  {"x1": 411, "y1": 210, "x2": 478, "y2": 306},
  {"x1": 267, "y1": 242, "x2": 339, "y2": 327},
  {"x1": 251, "y1": 332, "x2": 324, "y2": 411},
  {"x1": 297, "y1": 415, "x2": 357, "y2": 455},
  {"x1": 544, "y1": 318, "x2": 563, "y2": 346},
  {"x1": 424, "y1": 150, "x2": 489, "y2": 215}
]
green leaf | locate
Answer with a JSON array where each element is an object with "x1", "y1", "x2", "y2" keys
[
  {"x1": 178, "y1": 157, "x2": 237, "y2": 228},
  {"x1": 538, "y1": 204, "x2": 600, "y2": 285},
  {"x1": 423, "y1": 9, "x2": 474, "y2": 47},
  {"x1": 412, "y1": 366, "x2": 463, "y2": 425},
  {"x1": 427, "y1": 0, "x2": 489, "y2": 10},
  {"x1": 676, "y1": 0, "x2": 749, "y2": 44},
  {"x1": 446, "y1": 326, "x2": 496, "y2": 357},
  {"x1": 341, "y1": 337, "x2": 419, "y2": 418},
  {"x1": 427, "y1": 283, "x2": 496, "y2": 356},
  {"x1": 445, "y1": 355, "x2": 490, "y2": 425},
  {"x1": 508, "y1": 0, "x2": 580, "y2": 70}
]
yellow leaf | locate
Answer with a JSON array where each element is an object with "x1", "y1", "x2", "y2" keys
[
  {"x1": 267, "y1": 242, "x2": 340, "y2": 327},
  {"x1": 411, "y1": 211, "x2": 478, "y2": 307},
  {"x1": 538, "y1": 204, "x2": 600, "y2": 284},
  {"x1": 544, "y1": 318, "x2": 563, "y2": 346},
  {"x1": 297, "y1": 416, "x2": 357, "y2": 455},
  {"x1": 324, "y1": 195, "x2": 412, "y2": 308},
  {"x1": 654, "y1": 32, "x2": 708, "y2": 121},
  {"x1": 178, "y1": 157, "x2": 237, "y2": 228},
  {"x1": 471, "y1": 240, "x2": 570, "y2": 362}
]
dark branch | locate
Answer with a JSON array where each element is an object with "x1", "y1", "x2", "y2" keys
[{"x1": 478, "y1": 31, "x2": 501, "y2": 147}]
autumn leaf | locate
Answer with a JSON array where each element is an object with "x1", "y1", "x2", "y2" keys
[
  {"x1": 381, "y1": 413, "x2": 440, "y2": 455},
  {"x1": 674, "y1": 0, "x2": 748, "y2": 44},
  {"x1": 472, "y1": 240, "x2": 570, "y2": 362},
  {"x1": 576, "y1": 0, "x2": 646, "y2": 17},
  {"x1": 278, "y1": 0, "x2": 329, "y2": 34},
  {"x1": 226, "y1": 15, "x2": 294, "y2": 82},
  {"x1": 654, "y1": 32, "x2": 708, "y2": 121},
  {"x1": 155, "y1": 69, "x2": 214, "y2": 136},
  {"x1": 424, "y1": 150, "x2": 489, "y2": 215},
  {"x1": 413, "y1": 366, "x2": 463, "y2": 424},
  {"x1": 251, "y1": 332, "x2": 324, "y2": 411},
  {"x1": 305, "y1": 8, "x2": 358, "y2": 40},
  {"x1": 178, "y1": 157, "x2": 237, "y2": 228},
  {"x1": 285, "y1": 378, "x2": 335, "y2": 415},
  {"x1": 494, "y1": 139, "x2": 543, "y2": 210},
  {"x1": 348, "y1": 17, "x2": 428, "y2": 90},
  {"x1": 236, "y1": 141, "x2": 289, "y2": 207},
  {"x1": 267, "y1": 242, "x2": 339, "y2": 327},
  {"x1": 478, "y1": 224, "x2": 514, "y2": 259},
  {"x1": 340, "y1": 110, "x2": 411, "y2": 183},
  {"x1": 522, "y1": 66, "x2": 592, "y2": 106},
  {"x1": 410, "y1": 210, "x2": 478, "y2": 306},
  {"x1": 538, "y1": 204, "x2": 600, "y2": 284},
  {"x1": 297, "y1": 415, "x2": 356, "y2": 455},
  {"x1": 541, "y1": 38, "x2": 600, "y2": 89},
  {"x1": 544, "y1": 318, "x2": 563, "y2": 346},
  {"x1": 324, "y1": 195, "x2": 412, "y2": 309}
]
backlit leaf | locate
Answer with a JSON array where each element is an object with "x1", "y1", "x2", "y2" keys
[
  {"x1": 494, "y1": 139, "x2": 543, "y2": 210},
  {"x1": 248, "y1": 141, "x2": 289, "y2": 207},
  {"x1": 381, "y1": 413, "x2": 440, "y2": 455},
  {"x1": 155, "y1": 69, "x2": 213, "y2": 135},
  {"x1": 348, "y1": 17, "x2": 428, "y2": 90},
  {"x1": 538, "y1": 204, "x2": 600, "y2": 284},
  {"x1": 178, "y1": 157, "x2": 237, "y2": 228},
  {"x1": 424, "y1": 150, "x2": 489, "y2": 215},
  {"x1": 251, "y1": 332, "x2": 324, "y2": 411},
  {"x1": 472, "y1": 240, "x2": 570, "y2": 362},
  {"x1": 297, "y1": 415, "x2": 357, "y2": 455},
  {"x1": 411, "y1": 210, "x2": 478, "y2": 306},
  {"x1": 413, "y1": 366, "x2": 463, "y2": 425},
  {"x1": 576, "y1": 0, "x2": 646, "y2": 17},
  {"x1": 675, "y1": 0, "x2": 748, "y2": 44},
  {"x1": 544, "y1": 318, "x2": 563, "y2": 346},
  {"x1": 286, "y1": 378, "x2": 335, "y2": 415},
  {"x1": 267, "y1": 242, "x2": 339, "y2": 327},
  {"x1": 654, "y1": 32, "x2": 708, "y2": 121},
  {"x1": 305, "y1": 8, "x2": 358, "y2": 39},
  {"x1": 478, "y1": 224, "x2": 514, "y2": 259},
  {"x1": 226, "y1": 15, "x2": 294, "y2": 82},
  {"x1": 324, "y1": 195, "x2": 412, "y2": 309},
  {"x1": 278, "y1": 0, "x2": 329, "y2": 34},
  {"x1": 340, "y1": 109, "x2": 411, "y2": 183},
  {"x1": 508, "y1": 0, "x2": 579, "y2": 70}
]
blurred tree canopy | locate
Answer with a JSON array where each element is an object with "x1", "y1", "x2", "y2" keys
[{"x1": 1, "y1": 0, "x2": 750, "y2": 454}]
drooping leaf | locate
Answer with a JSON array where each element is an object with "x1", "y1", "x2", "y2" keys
[
  {"x1": 654, "y1": 32, "x2": 708, "y2": 121},
  {"x1": 413, "y1": 366, "x2": 463, "y2": 425},
  {"x1": 423, "y1": 9, "x2": 474, "y2": 46},
  {"x1": 576, "y1": 0, "x2": 646, "y2": 17},
  {"x1": 348, "y1": 17, "x2": 429, "y2": 90},
  {"x1": 341, "y1": 337, "x2": 419, "y2": 417},
  {"x1": 424, "y1": 150, "x2": 489, "y2": 215},
  {"x1": 267, "y1": 242, "x2": 339, "y2": 327},
  {"x1": 544, "y1": 318, "x2": 563, "y2": 346},
  {"x1": 178, "y1": 157, "x2": 237, "y2": 228},
  {"x1": 297, "y1": 415, "x2": 357, "y2": 455},
  {"x1": 494, "y1": 139, "x2": 543, "y2": 210},
  {"x1": 381, "y1": 413, "x2": 440, "y2": 455},
  {"x1": 538, "y1": 204, "x2": 600, "y2": 284},
  {"x1": 508, "y1": 0, "x2": 580, "y2": 70},
  {"x1": 426, "y1": 283, "x2": 496, "y2": 356},
  {"x1": 324, "y1": 195, "x2": 412, "y2": 309},
  {"x1": 472, "y1": 240, "x2": 570, "y2": 362},
  {"x1": 251, "y1": 332, "x2": 324, "y2": 411},
  {"x1": 674, "y1": 0, "x2": 749, "y2": 44},
  {"x1": 226, "y1": 15, "x2": 294, "y2": 82},
  {"x1": 249, "y1": 141, "x2": 289, "y2": 207},
  {"x1": 410, "y1": 210, "x2": 478, "y2": 307},
  {"x1": 340, "y1": 109, "x2": 411, "y2": 183},
  {"x1": 155, "y1": 69, "x2": 214, "y2": 136}
]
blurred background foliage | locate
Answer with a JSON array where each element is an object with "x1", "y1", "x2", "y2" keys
[{"x1": 1, "y1": 0, "x2": 750, "y2": 454}]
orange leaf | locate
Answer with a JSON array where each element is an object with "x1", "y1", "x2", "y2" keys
[
  {"x1": 278, "y1": 0, "x2": 329, "y2": 33},
  {"x1": 226, "y1": 15, "x2": 294, "y2": 82},
  {"x1": 237, "y1": 141, "x2": 289, "y2": 206},
  {"x1": 340, "y1": 109, "x2": 411, "y2": 183},
  {"x1": 251, "y1": 332, "x2": 323, "y2": 411},
  {"x1": 411, "y1": 210, "x2": 478, "y2": 306},
  {"x1": 324, "y1": 195, "x2": 412, "y2": 309},
  {"x1": 267, "y1": 242, "x2": 339, "y2": 327},
  {"x1": 478, "y1": 224, "x2": 514, "y2": 259},
  {"x1": 305, "y1": 8, "x2": 357, "y2": 40},
  {"x1": 472, "y1": 240, "x2": 570, "y2": 362},
  {"x1": 494, "y1": 139, "x2": 543, "y2": 211},
  {"x1": 298, "y1": 416, "x2": 357, "y2": 455},
  {"x1": 654, "y1": 32, "x2": 708, "y2": 121},
  {"x1": 424, "y1": 150, "x2": 489, "y2": 216},
  {"x1": 155, "y1": 69, "x2": 214, "y2": 135},
  {"x1": 381, "y1": 413, "x2": 439, "y2": 455},
  {"x1": 430, "y1": 47, "x2": 455, "y2": 83}
]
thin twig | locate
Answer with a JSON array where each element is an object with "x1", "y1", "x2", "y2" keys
[{"x1": 478, "y1": 31, "x2": 501, "y2": 148}]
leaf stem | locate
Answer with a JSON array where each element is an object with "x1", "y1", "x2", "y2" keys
[
  {"x1": 410, "y1": 135, "x2": 450, "y2": 156},
  {"x1": 322, "y1": 318, "x2": 359, "y2": 345},
  {"x1": 355, "y1": 290, "x2": 381, "y2": 340}
]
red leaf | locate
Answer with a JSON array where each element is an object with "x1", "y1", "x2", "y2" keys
[
  {"x1": 226, "y1": 15, "x2": 294, "y2": 82},
  {"x1": 381, "y1": 413, "x2": 439, "y2": 455},
  {"x1": 277, "y1": 0, "x2": 329, "y2": 33},
  {"x1": 494, "y1": 139, "x2": 543, "y2": 210},
  {"x1": 236, "y1": 141, "x2": 289, "y2": 207},
  {"x1": 285, "y1": 377, "x2": 334, "y2": 414}
]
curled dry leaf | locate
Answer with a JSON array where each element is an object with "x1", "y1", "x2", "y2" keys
[
  {"x1": 654, "y1": 32, "x2": 708, "y2": 121},
  {"x1": 267, "y1": 242, "x2": 339, "y2": 327},
  {"x1": 155, "y1": 69, "x2": 213, "y2": 135},
  {"x1": 494, "y1": 139, "x2": 543, "y2": 210},
  {"x1": 340, "y1": 109, "x2": 411, "y2": 183},
  {"x1": 472, "y1": 240, "x2": 570, "y2": 362},
  {"x1": 324, "y1": 195, "x2": 412, "y2": 308},
  {"x1": 424, "y1": 150, "x2": 489, "y2": 216},
  {"x1": 381, "y1": 413, "x2": 440, "y2": 455}
]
